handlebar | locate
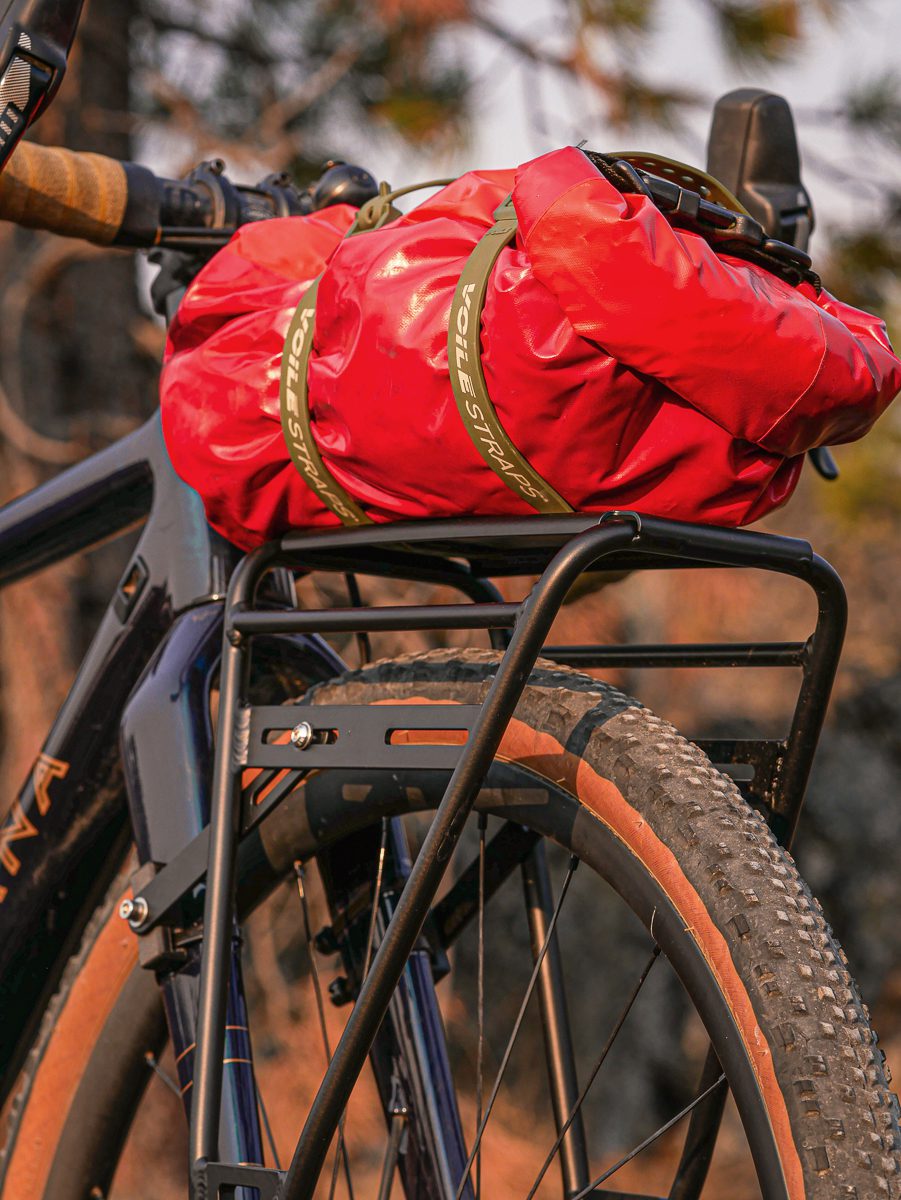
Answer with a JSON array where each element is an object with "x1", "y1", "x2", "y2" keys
[
  {"x1": 0, "y1": 140, "x2": 379, "y2": 248},
  {"x1": 0, "y1": 138, "x2": 841, "y2": 481},
  {"x1": 0, "y1": 141, "x2": 127, "y2": 243}
]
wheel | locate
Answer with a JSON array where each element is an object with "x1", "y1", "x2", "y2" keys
[{"x1": 2, "y1": 648, "x2": 898, "y2": 1200}]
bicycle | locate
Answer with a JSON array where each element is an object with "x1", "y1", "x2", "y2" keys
[{"x1": 0, "y1": 6, "x2": 898, "y2": 1199}]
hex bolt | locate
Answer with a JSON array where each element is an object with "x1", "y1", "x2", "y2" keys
[
  {"x1": 328, "y1": 976, "x2": 353, "y2": 1007},
  {"x1": 314, "y1": 925, "x2": 339, "y2": 955},
  {"x1": 119, "y1": 896, "x2": 149, "y2": 928},
  {"x1": 290, "y1": 720, "x2": 314, "y2": 750}
]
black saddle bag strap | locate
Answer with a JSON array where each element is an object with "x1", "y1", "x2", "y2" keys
[
  {"x1": 279, "y1": 275, "x2": 372, "y2": 527},
  {"x1": 447, "y1": 196, "x2": 573, "y2": 515}
]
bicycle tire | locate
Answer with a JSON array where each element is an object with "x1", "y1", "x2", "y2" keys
[{"x1": 2, "y1": 648, "x2": 898, "y2": 1199}]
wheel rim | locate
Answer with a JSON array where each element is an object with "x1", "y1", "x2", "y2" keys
[{"x1": 3, "y1": 771, "x2": 791, "y2": 1200}]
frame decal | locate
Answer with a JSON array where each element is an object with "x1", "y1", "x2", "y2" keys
[{"x1": 32, "y1": 753, "x2": 69, "y2": 816}]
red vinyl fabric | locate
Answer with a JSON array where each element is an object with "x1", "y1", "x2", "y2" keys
[{"x1": 160, "y1": 147, "x2": 901, "y2": 550}]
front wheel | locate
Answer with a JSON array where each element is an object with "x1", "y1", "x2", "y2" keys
[
  {"x1": 296, "y1": 649, "x2": 901, "y2": 1198},
  {"x1": 2, "y1": 648, "x2": 899, "y2": 1199}
]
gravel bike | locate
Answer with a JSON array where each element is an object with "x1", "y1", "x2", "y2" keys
[{"x1": 0, "y1": 5, "x2": 898, "y2": 1198}]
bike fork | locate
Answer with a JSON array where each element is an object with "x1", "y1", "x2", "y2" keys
[
  {"x1": 189, "y1": 519, "x2": 640, "y2": 1199},
  {"x1": 120, "y1": 603, "x2": 265, "y2": 1192},
  {"x1": 317, "y1": 817, "x2": 474, "y2": 1200}
]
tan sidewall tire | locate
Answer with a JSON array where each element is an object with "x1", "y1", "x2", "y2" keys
[{"x1": 4, "y1": 649, "x2": 900, "y2": 1198}]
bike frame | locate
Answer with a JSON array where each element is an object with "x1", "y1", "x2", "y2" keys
[
  {"x1": 0, "y1": 415, "x2": 344, "y2": 1121},
  {"x1": 0, "y1": 414, "x2": 849, "y2": 1200},
  {"x1": 0, "y1": 413, "x2": 218, "y2": 1090},
  {"x1": 0, "y1": 416, "x2": 493, "y2": 1198}
]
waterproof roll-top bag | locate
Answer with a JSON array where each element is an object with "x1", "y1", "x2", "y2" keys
[{"x1": 160, "y1": 147, "x2": 901, "y2": 550}]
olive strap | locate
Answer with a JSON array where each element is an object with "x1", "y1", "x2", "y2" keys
[
  {"x1": 280, "y1": 190, "x2": 574, "y2": 525},
  {"x1": 279, "y1": 276, "x2": 372, "y2": 526},
  {"x1": 447, "y1": 197, "x2": 573, "y2": 514},
  {"x1": 279, "y1": 176, "x2": 456, "y2": 526}
]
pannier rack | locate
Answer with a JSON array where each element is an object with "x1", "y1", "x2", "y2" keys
[{"x1": 127, "y1": 510, "x2": 846, "y2": 1199}]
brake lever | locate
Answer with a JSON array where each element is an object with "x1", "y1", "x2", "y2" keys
[
  {"x1": 808, "y1": 447, "x2": 840, "y2": 480},
  {"x1": 0, "y1": 0, "x2": 85, "y2": 170}
]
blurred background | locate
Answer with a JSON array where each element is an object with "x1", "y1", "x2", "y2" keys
[{"x1": 2, "y1": 0, "x2": 901, "y2": 1193}]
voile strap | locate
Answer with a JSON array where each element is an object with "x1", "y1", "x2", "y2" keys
[
  {"x1": 447, "y1": 197, "x2": 573, "y2": 515},
  {"x1": 280, "y1": 187, "x2": 573, "y2": 525},
  {"x1": 280, "y1": 276, "x2": 372, "y2": 526},
  {"x1": 279, "y1": 176, "x2": 455, "y2": 527}
]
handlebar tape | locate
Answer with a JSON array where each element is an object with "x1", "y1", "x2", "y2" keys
[{"x1": 0, "y1": 141, "x2": 127, "y2": 245}]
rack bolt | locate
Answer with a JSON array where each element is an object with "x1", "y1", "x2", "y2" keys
[
  {"x1": 119, "y1": 896, "x2": 149, "y2": 928},
  {"x1": 314, "y1": 925, "x2": 339, "y2": 955},
  {"x1": 328, "y1": 976, "x2": 353, "y2": 1007},
  {"x1": 290, "y1": 720, "x2": 314, "y2": 750}
]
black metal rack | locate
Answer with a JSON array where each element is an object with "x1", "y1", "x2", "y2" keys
[{"x1": 130, "y1": 510, "x2": 846, "y2": 1199}]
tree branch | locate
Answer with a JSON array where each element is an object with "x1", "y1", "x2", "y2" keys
[
  {"x1": 471, "y1": 10, "x2": 698, "y2": 125},
  {"x1": 470, "y1": 12, "x2": 582, "y2": 73},
  {"x1": 142, "y1": 11, "x2": 289, "y2": 68},
  {"x1": 259, "y1": 39, "x2": 363, "y2": 141},
  {"x1": 0, "y1": 238, "x2": 105, "y2": 464}
]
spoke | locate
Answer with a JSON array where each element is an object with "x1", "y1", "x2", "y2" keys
[
  {"x1": 327, "y1": 1133, "x2": 344, "y2": 1200},
  {"x1": 256, "y1": 1079, "x2": 282, "y2": 1171},
  {"x1": 238, "y1": 975, "x2": 282, "y2": 1172},
  {"x1": 327, "y1": 819, "x2": 387, "y2": 1200},
  {"x1": 569, "y1": 1074, "x2": 728, "y2": 1200},
  {"x1": 362, "y1": 818, "x2": 389, "y2": 980},
  {"x1": 295, "y1": 861, "x2": 334, "y2": 1060},
  {"x1": 668, "y1": 1047, "x2": 729, "y2": 1200},
  {"x1": 453, "y1": 856, "x2": 579, "y2": 1200},
  {"x1": 344, "y1": 573, "x2": 372, "y2": 664},
  {"x1": 522, "y1": 840, "x2": 590, "y2": 1195},
  {"x1": 144, "y1": 1050, "x2": 181, "y2": 1098},
  {"x1": 476, "y1": 813, "x2": 487, "y2": 1200},
  {"x1": 295, "y1": 823, "x2": 386, "y2": 1200},
  {"x1": 376, "y1": 1113, "x2": 406, "y2": 1200},
  {"x1": 294, "y1": 862, "x2": 355, "y2": 1200},
  {"x1": 524, "y1": 946, "x2": 661, "y2": 1200},
  {"x1": 431, "y1": 821, "x2": 540, "y2": 949}
]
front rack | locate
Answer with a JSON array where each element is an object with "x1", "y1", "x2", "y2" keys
[
  {"x1": 248, "y1": 508, "x2": 846, "y2": 833},
  {"x1": 134, "y1": 510, "x2": 846, "y2": 1199}
]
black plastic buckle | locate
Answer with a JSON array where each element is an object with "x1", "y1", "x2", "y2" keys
[{"x1": 588, "y1": 150, "x2": 818, "y2": 289}]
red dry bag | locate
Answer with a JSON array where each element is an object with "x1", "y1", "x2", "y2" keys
[{"x1": 161, "y1": 147, "x2": 901, "y2": 550}]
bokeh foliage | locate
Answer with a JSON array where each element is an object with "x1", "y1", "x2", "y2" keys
[{"x1": 132, "y1": 0, "x2": 892, "y2": 161}]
